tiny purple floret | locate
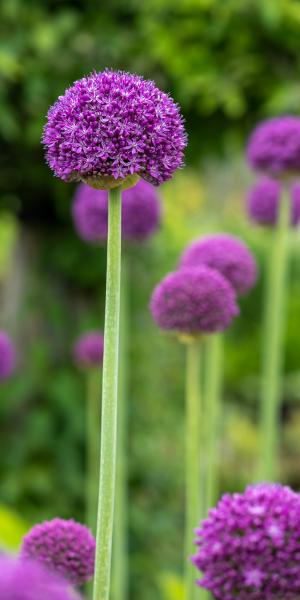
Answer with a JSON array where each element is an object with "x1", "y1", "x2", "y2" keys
[
  {"x1": 73, "y1": 331, "x2": 104, "y2": 368},
  {"x1": 247, "y1": 116, "x2": 300, "y2": 175},
  {"x1": 192, "y1": 483, "x2": 300, "y2": 600},
  {"x1": 0, "y1": 556, "x2": 74, "y2": 600},
  {"x1": 21, "y1": 518, "x2": 96, "y2": 586},
  {"x1": 0, "y1": 331, "x2": 16, "y2": 380},
  {"x1": 43, "y1": 69, "x2": 187, "y2": 187},
  {"x1": 72, "y1": 179, "x2": 161, "y2": 242},
  {"x1": 150, "y1": 266, "x2": 239, "y2": 335},
  {"x1": 179, "y1": 234, "x2": 258, "y2": 296},
  {"x1": 247, "y1": 177, "x2": 300, "y2": 227}
]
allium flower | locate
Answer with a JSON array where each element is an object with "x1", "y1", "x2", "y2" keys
[
  {"x1": 179, "y1": 234, "x2": 257, "y2": 296},
  {"x1": 0, "y1": 556, "x2": 74, "y2": 600},
  {"x1": 192, "y1": 483, "x2": 300, "y2": 600},
  {"x1": 150, "y1": 266, "x2": 239, "y2": 336},
  {"x1": 72, "y1": 179, "x2": 161, "y2": 242},
  {"x1": 247, "y1": 116, "x2": 300, "y2": 175},
  {"x1": 73, "y1": 331, "x2": 104, "y2": 368},
  {"x1": 43, "y1": 69, "x2": 187, "y2": 188},
  {"x1": 0, "y1": 331, "x2": 16, "y2": 380},
  {"x1": 21, "y1": 518, "x2": 95, "y2": 586},
  {"x1": 247, "y1": 177, "x2": 300, "y2": 227}
]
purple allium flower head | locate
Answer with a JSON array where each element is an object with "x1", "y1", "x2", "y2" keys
[
  {"x1": 192, "y1": 483, "x2": 300, "y2": 600},
  {"x1": 0, "y1": 556, "x2": 74, "y2": 600},
  {"x1": 72, "y1": 179, "x2": 161, "y2": 243},
  {"x1": 43, "y1": 70, "x2": 187, "y2": 189},
  {"x1": 247, "y1": 177, "x2": 300, "y2": 227},
  {"x1": 247, "y1": 116, "x2": 300, "y2": 176},
  {"x1": 150, "y1": 266, "x2": 239, "y2": 336},
  {"x1": 179, "y1": 234, "x2": 257, "y2": 296},
  {"x1": 21, "y1": 518, "x2": 95, "y2": 586},
  {"x1": 73, "y1": 331, "x2": 104, "y2": 368},
  {"x1": 0, "y1": 331, "x2": 16, "y2": 380}
]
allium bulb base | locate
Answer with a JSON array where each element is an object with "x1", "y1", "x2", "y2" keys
[
  {"x1": 82, "y1": 173, "x2": 140, "y2": 191},
  {"x1": 177, "y1": 332, "x2": 205, "y2": 344}
]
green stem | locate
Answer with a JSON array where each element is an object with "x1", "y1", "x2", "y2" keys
[
  {"x1": 204, "y1": 334, "x2": 223, "y2": 512},
  {"x1": 93, "y1": 187, "x2": 122, "y2": 600},
  {"x1": 86, "y1": 367, "x2": 102, "y2": 536},
  {"x1": 184, "y1": 339, "x2": 202, "y2": 600},
  {"x1": 112, "y1": 253, "x2": 129, "y2": 600},
  {"x1": 258, "y1": 183, "x2": 290, "y2": 481}
]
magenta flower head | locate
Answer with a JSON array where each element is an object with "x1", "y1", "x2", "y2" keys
[
  {"x1": 0, "y1": 331, "x2": 16, "y2": 380},
  {"x1": 72, "y1": 179, "x2": 161, "y2": 243},
  {"x1": 73, "y1": 331, "x2": 104, "y2": 369},
  {"x1": 43, "y1": 69, "x2": 187, "y2": 190},
  {"x1": 179, "y1": 234, "x2": 257, "y2": 296},
  {"x1": 150, "y1": 266, "x2": 239, "y2": 337},
  {"x1": 247, "y1": 177, "x2": 300, "y2": 227},
  {"x1": 0, "y1": 556, "x2": 74, "y2": 600},
  {"x1": 247, "y1": 116, "x2": 300, "y2": 176},
  {"x1": 192, "y1": 483, "x2": 300, "y2": 600},
  {"x1": 21, "y1": 518, "x2": 95, "y2": 586}
]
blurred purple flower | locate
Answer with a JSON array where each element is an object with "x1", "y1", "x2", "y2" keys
[
  {"x1": 73, "y1": 331, "x2": 104, "y2": 368},
  {"x1": 179, "y1": 234, "x2": 257, "y2": 296},
  {"x1": 247, "y1": 116, "x2": 300, "y2": 176},
  {"x1": 192, "y1": 483, "x2": 300, "y2": 600},
  {"x1": 0, "y1": 331, "x2": 16, "y2": 380},
  {"x1": 150, "y1": 266, "x2": 239, "y2": 336},
  {"x1": 43, "y1": 70, "x2": 187, "y2": 188},
  {"x1": 0, "y1": 556, "x2": 74, "y2": 600},
  {"x1": 72, "y1": 179, "x2": 161, "y2": 243},
  {"x1": 21, "y1": 518, "x2": 95, "y2": 586},
  {"x1": 247, "y1": 177, "x2": 300, "y2": 227}
]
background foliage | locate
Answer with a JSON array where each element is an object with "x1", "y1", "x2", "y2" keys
[{"x1": 1, "y1": 1, "x2": 300, "y2": 598}]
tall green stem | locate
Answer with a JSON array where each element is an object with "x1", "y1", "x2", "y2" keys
[
  {"x1": 93, "y1": 187, "x2": 122, "y2": 600},
  {"x1": 259, "y1": 183, "x2": 290, "y2": 481},
  {"x1": 86, "y1": 367, "x2": 102, "y2": 536},
  {"x1": 184, "y1": 339, "x2": 202, "y2": 600},
  {"x1": 112, "y1": 253, "x2": 129, "y2": 600},
  {"x1": 204, "y1": 334, "x2": 223, "y2": 512}
]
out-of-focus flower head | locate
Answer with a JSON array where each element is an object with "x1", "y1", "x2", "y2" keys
[
  {"x1": 150, "y1": 266, "x2": 239, "y2": 337},
  {"x1": 21, "y1": 518, "x2": 95, "y2": 586},
  {"x1": 0, "y1": 556, "x2": 74, "y2": 600},
  {"x1": 72, "y1": 179, "x2": 161, "y2": 243},
  {"x1": 43, "y1": 70, "x2": 187, "y2": 189},
  {"x1": 73, "y1": 331, "x2": 104, "y2": 369},
  {"x1": 0, "y1": 331, "x2": 16, "y2": 380},
  {"x1": 179, "y1": 234, "x2": 257, "y2": 296},
  {"x1": 192, "y1": 483, "x2": 300, "y2": 600},
  {"x1": 247, "y1": 116, "x2": 300, "y2": 176},
  {"x1": 247, "y1": 177, "x2": 300, "y2": 227}
]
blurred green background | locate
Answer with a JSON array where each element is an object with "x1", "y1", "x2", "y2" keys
[{"x1": 1, "y1": 1, "x2": 300, "y2": 598}]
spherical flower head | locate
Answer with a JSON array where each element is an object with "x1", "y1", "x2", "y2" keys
[
  {"x1": 192, "y1": 483, "x2": 300, "y2": 600},
  {"x1": 73, "y1": 331, "x2": 104, "y2": 368},
  {"x1": 247, "y1": 177, "x2": 300, "y2": 227},
  {"x1": 0, "y1": 331, "x2": 16, "y2": 380},
  {"x1": 179, "y1": 234, "x2": 257, "y2": 296},
  {"x1": 150, "y1": 266, "x2": 239, "y2": 337},
  {"x1": 247, "y1": 116, "x2": 300, "y2": 176},
  {"x1": 43, "y1": 69, "x2": 187, "y2": 189},
  {"x1": 0, "y1": 556, "x2": 74, "y2": 600},
  {"x1": 21, "y1": 518, "x2": 95, "y2": 586},
  {"x1": 72, "y1": 179, "x2": 161, "y2": 243}
]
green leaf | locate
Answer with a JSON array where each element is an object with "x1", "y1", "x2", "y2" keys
[{"x1": 0, "y1": 505, "x2": 29, "y2": 551}]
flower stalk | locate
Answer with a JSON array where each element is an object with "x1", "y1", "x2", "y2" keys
[
  {"x1": 93, "y1": 187, "x2": 122, "y2": 600},
  {"x1": 259, "y1": 182, "x2": 290, "y2": 481},
  {"x1": 184, "y1": 339, "x2": 202, "y2": 600}
]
